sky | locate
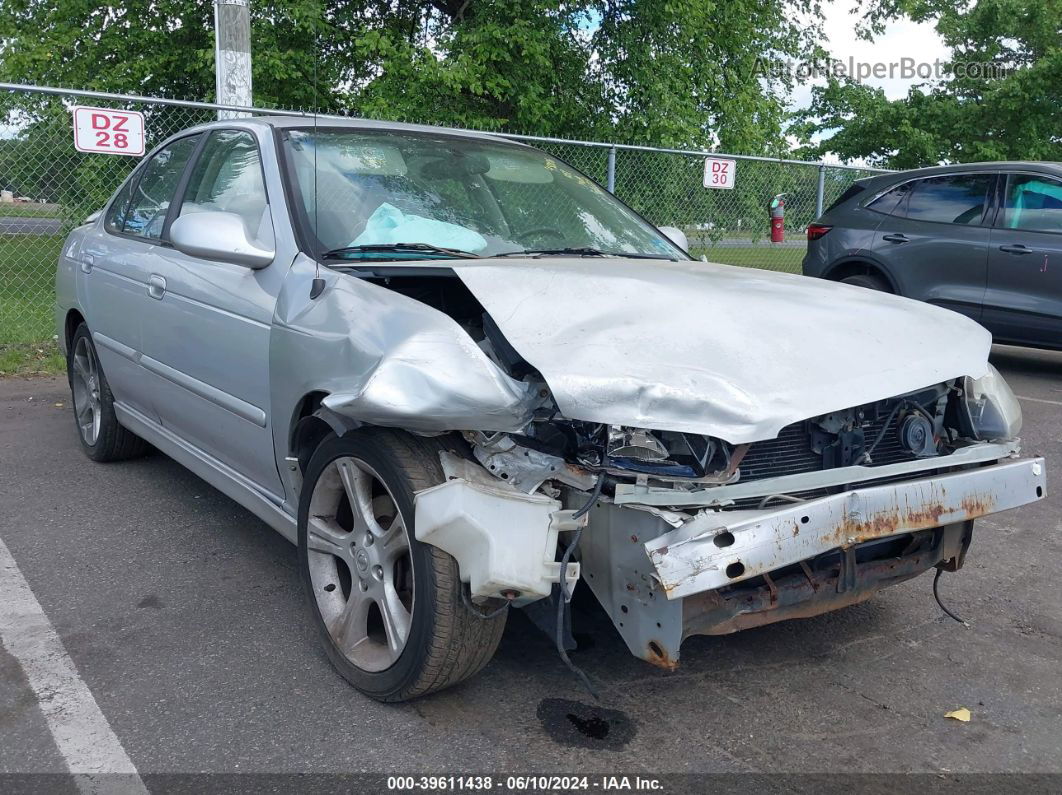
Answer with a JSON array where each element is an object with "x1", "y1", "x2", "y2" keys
[{"x1": 789, "y1": 0, "x2": 950, "y2": 110}]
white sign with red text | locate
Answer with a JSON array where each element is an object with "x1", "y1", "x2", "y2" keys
[
  {"x1": 703, "y1": 157, "x2": 736, "y2": 189},
  {"x1": 72, "y1": 107, "x2": 145, "y2": 156}
]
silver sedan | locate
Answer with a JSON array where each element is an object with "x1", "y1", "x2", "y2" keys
[{"x1": 56, "y1": 117, "x2": 1045, "y2": 701}]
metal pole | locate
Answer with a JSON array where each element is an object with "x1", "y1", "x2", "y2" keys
[
  {"x1": 606, "y1": 146, "x2": 616, "y2": 193},
  {"x1": 214, "y1": 0, "x2": 252, "y2": 119},
  {"x1": 815, "y1": 163, "x2": 826, "y2": 218}
]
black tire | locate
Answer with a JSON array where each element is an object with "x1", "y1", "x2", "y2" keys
[
  {"x1": 840, "y1": 273, "x2": 890, "y2": 292},
  {"x1": 298, "y1": 429, "x2": 507, "y2": 702},
  {"x1": 67, "y1": 323, "x2": 150, "y2": 462}
]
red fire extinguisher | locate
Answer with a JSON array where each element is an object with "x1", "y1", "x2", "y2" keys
[{"x1": 769, "y1": 194, "x2": 787, "y2": 243}]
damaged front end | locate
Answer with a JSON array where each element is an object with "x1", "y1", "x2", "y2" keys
[
  {"x1": 419, "y1": 377, "x2": 1043, "y2": 669},
  {"x1": 279, "y1": 258, "x2": 1045, "y2": 670}
]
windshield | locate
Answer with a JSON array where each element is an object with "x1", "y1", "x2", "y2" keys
[{"x1": 281, "y1": 128, "x2": 685, "y2": 262}]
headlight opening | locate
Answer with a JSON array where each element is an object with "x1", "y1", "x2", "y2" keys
[{"x1": 962, "y1": 365, "x2": 1022, "y2": 440}]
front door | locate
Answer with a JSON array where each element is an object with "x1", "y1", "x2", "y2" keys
[
  {"x1": 983, "y1": 172, "x2": 1062, "y2": 347},
  {"x1": 137, "y1": 129, "x2": 286, "y2": 496}
]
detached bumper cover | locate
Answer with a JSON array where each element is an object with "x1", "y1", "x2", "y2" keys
[{"x1": 646, "y1": 457, "x2": 1046, "y2": 600}]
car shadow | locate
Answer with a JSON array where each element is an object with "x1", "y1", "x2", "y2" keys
[{"x1": 990, "y1": 343, "x2": 1062, "y2": 378}]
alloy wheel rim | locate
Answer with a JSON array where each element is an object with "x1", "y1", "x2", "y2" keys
[
  {"x1": 306, "y1": 456, "x2": 415, "y2": 672},
  {"x1": 71, "y1": 336, "x2": 101, "y2": 446}
]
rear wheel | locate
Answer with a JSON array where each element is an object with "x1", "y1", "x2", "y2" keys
[
  {"x1": 67, "y1": 323, "x2": 150, "y2": 462},
  {"x1": 840, "y1": 273, "x2": 889, "y2": 292},
  {"x1": 298, "y1": 429, "x2": 506, "y2": 701}
]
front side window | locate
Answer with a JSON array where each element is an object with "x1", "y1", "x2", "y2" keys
[
  {"x1": 1002, "y1": 174, "x2": 1062, "y2": 233},
  {"x1": 904, "y1": 174, "x2": 993, "y2": 225},
  {"x1": 179, "y1": 130, "x2": 268, "y2": 238},
  {"x1": 281, "y1": 129, "x2": 683, "y2": 261},
  {"x1": 121, "y1": 134, "x2": 201, "y2": 239},
  {"x1": 104, "y1": 172, "x2": 137, "y2": 233}
]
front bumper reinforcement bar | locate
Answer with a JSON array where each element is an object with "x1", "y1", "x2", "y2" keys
[{"x1": 645, "y1": 457, "x2": 1045, "y2": 599}]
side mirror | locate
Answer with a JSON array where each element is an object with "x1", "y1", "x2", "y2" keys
[
  {"x1": 170, "y1": 211, "x2": 274, "y2": 269},
  {"x1": 658, "y1": 225, "x2": 689, "y2": 252}
]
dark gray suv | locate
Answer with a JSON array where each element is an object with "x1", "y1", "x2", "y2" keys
[{"x1": 803, "y1": 162, "x2": 1062, "y2": 349}]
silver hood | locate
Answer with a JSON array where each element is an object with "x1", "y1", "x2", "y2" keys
[{"x1": 452, "y1": 258, "x2": 992, "y2": 444}]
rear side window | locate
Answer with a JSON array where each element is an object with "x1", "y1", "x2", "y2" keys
[
  {"x1": 824, "y1": 183, "x2": 865, "y2": 213},
  {"x1": 904, "y1": 174, "x2": 994, "y2": 225},
  {"x1": 120, "y1": 134, "x2": 201, "y2": 239},
  {"x1": 867, "y1": 182, "x2": 913, "y2": 216},
  {"x1": 1002, "y1": 174, "x2": 1062, "y2": 233}
]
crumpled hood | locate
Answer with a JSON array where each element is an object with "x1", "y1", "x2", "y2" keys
[{"x1": 452, "y1": 258, "x2": 992, "y2": 444}]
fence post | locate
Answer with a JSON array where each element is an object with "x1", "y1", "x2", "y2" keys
[
  {"x1": 815, "y1": 163, "x2": 826, "y2": 218},
  {"x1": 214, "y1": 0, "x2": 253, "y2": 119},
  {"x1": 607, "y1": 146, "x2": 617, "y2": 193}
]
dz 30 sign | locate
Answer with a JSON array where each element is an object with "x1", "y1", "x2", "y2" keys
[
  {"x1": 72, "y1": 107, "x2": 146, "y2": 156},
  {"x1": 703, "y1": 157, "x2": 736, "y2": 189}
]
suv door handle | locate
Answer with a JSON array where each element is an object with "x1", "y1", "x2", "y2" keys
[
  {"x1": 999, "y1": 244, "x2": 1032, "y2": 255},
  {"x1": 147, "y1": 274, "x2": 167, "y2": 300},
  {"x1": 882, "y1": 233, "x2": 909, "y2": 243}
]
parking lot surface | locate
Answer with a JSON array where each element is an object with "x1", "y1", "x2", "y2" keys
[{"x1": 2, "y1": 345, "x2": 1061, "y2": 783}]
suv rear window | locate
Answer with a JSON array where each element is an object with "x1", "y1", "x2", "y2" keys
[{"x1": 824, "y1": 183, "x2": 865, "y2": 213}]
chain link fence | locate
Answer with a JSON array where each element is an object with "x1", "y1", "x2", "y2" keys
[{"x1": 0, "y1": 83, "x2": 885, "y2": 355}]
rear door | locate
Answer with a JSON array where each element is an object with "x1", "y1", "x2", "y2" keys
[
  {"x1": 983, "y1": 172, "x2": 1062, "y2": 347},
  {"x1": 869, "y1": 173, "x2": 995, "y2": 321},
  {"x1": 78, "y1": 134, "x2": 201, "y2": 418}
]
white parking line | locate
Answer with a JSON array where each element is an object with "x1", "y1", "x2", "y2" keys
[
  {"x1": 1016, "y1": 394, "x2": 1062, "y2": 407},
  {"x1": 0, "y1": 537, "x2": 147, "y2": 795}
]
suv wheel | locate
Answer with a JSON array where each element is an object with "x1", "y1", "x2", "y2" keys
[
  {"x1": 840, "y1": 273, "x2": 889, "y2": 292},
  {"x1": 67, "y1": 323, "x2": 150, "y2": 461},
  {"x1": 298, "y1": 429, "x2": 506, "y2": 701}
]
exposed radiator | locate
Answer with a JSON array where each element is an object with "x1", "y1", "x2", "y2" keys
[{"x1": 740, "y1": 412, "x2": 916, "y2": 483}]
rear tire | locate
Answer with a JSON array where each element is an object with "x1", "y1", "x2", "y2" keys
[
  {"x1": 298, "y1": 429, "x2": 507, "y2": 702},
  {"x1": 840, "y1": 273, "x2": 889, "y2": 292},
  {"x1": 67, "y1": 323, "x2": 150, "y2": 462}
]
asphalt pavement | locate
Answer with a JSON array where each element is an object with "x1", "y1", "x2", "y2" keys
[
  {"x1": 1, "y1": 345, "x2": 1061, "y2": 786},
  {"x1": 0, "y1": 217, "x2": 62, "y2": 236}
]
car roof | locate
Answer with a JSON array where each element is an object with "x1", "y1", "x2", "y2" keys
[
  {"x1": 189, "y1": 114, "x2": 530, "y2": 147},
  {"x1": 859, "y1": 160, "x2": 1062, "y2": 186}
]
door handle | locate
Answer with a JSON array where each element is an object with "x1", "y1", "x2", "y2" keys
[
  {"x1": 882, "y1": 233, "x2": 909, "y2": 243},
  {"x1": 79, "y1": 254, "x2": 94, "y2": 274},
  {"x1": 147, "y1": 274, "x2": 167, "y2": 300},
  {"x1": 999, "y1": 244, "x2": 1032, "y2": 255}
]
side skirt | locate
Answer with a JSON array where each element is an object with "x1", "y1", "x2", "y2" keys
[{"x1": 113, "y1": 402, "x2": 297, "y2": 544}]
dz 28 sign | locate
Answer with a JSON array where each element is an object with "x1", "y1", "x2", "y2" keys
[
  {"x1": 72, "y1": 107, "x2": 146, "y2": 156},
  {"x1": 703, "y1": 157, "x2": 736, "y2": 189}
]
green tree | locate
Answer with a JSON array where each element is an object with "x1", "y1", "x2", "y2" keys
[
  {"x1": 0, "y1": 0, "x2": 824, "y2": 149},
  {"x1": 792, "y1": 0, "x2": 1062, "y2": 167}
]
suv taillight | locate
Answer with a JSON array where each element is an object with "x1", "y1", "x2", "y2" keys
[{"x1": 807, "y1": 224, "x2": 833, "y2": 241}]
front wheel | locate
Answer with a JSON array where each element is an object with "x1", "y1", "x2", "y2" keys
[{"x1": 298, "y1": 429, "x2": 506, "y2": 701}]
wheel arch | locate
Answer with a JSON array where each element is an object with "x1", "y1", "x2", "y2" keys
[
  {"x1": 289, "y1": 391, "x2": 333, "y2": 473},
  {"x1": 64, "y1": 308, "x2": 86, "y2": 353},
  {"x1": 823, "y1": 257, "x2": 898, "y2": 293}
]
